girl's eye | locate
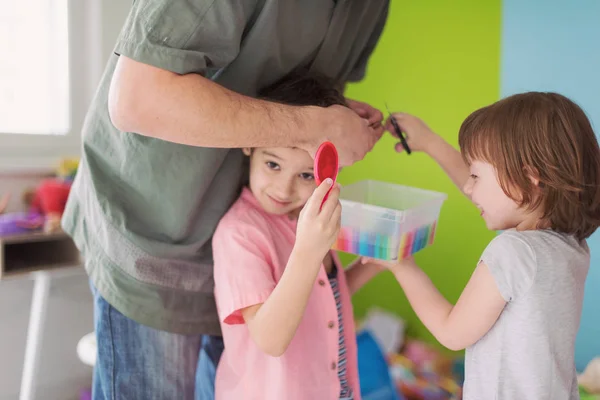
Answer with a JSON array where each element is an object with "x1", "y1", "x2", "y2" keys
[
  {"x1": 266, "y1": 161, "x2": 280, "y2": 170},
  {"x1": 470, "y1": 174, "x2": 478, "y2": 179},
  {"x1": 300, "y1": 172, "x2": 314, "y2": 181}
]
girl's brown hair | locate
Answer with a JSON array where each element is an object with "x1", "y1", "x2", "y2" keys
[{"x1": 458, "y1": 92, "x2": 600, "y2": 240}]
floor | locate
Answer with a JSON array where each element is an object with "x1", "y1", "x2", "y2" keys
[{"x1": 0, "y1": 269, "x2": 94, "y2": 400}]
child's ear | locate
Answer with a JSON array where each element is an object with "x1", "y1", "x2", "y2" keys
[
  {"x1": 525, "y1": 166, "x2": 541, "y2": 186},
  {"x1": 242, "y1": 148, "x2": 252, "y2": 156}
]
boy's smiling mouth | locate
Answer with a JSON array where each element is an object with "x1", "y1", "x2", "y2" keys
[{"x1": 268, "y1": 195, "x2": 292, "y2": 207}]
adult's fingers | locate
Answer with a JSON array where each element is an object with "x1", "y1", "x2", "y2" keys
[{"x1": 367, "y1": 108, "x2": 384, "y2": 126}]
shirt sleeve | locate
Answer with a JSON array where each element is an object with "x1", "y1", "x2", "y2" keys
[
  {"x1": 346, "y1": 2, "x2": 389, "y2": 82},
  {"x1": 213, "y1": 220, "x2": 276, "y2": 325},
  {"x1": 113, "y1": 0, "x2": 259, "y2": 75},
  {"x1": 480, "y1": 231, "x2": 538, "y2": 302}
]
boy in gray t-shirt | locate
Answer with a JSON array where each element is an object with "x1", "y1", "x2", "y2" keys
[{"x1": 369, "y1": 92, "x2": 600, "y2": 399}]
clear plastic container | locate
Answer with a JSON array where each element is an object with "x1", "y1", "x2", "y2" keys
[{"x1": 333, "y1": 180, "x2": 447, "y2": 261}]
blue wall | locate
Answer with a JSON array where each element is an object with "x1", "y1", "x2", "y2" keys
[{"x1": 501, "y1": 0, "x2": 600, "y2": 371}]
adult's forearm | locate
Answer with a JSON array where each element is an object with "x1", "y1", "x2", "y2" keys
[{"x1": 108, "y1": 56, "x2": 322, "y2": 149}]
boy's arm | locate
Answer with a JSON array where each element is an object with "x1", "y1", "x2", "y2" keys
[
  {"x1": 378, "y1": 258, "x2": 505, "y2": 351},
  {"x1": 242, "y1": 254, "x2": 382, "y2": 356},
  {"x1": 344, "y1": 258, "x2": 384, "y2": 294},
  {"x1": 240, "y1": 248, "x2": 323, "y2": 357}
]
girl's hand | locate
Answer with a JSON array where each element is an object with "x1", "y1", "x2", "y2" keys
[
  {"x1": 295, "y1": 179, "x2": 342, "y2": 259},
  {"x1": 385, "y1": 113, "x2": 440, "y2": 154},
  {"x1": 361, "y1": 256, "x2": 418, "y2": 274}
]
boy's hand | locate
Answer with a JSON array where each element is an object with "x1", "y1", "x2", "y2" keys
[
  {"x1": 385, "y1": 113, "x2": 439, "y2": 154},
  {"x1": 295, "y1": 179, "x2": 342, "y2": 259}
]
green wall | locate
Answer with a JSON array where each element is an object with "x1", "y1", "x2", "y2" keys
[{"x1": 342, "y1": 0, "x2": 501, "y2": 347}]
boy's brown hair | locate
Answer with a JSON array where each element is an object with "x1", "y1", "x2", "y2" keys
[
  {"x1": 258, "y1": 71, "x2": 347, "y2": 108},
  {"x1": 458, "y1": 92, "x2": 600, "y2": 240}
]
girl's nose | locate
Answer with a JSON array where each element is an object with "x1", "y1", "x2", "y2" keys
[{"x1": 463, "y1": 179, "x2": 473, "y2": 195}]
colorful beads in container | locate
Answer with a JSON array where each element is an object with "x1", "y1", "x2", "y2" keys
[
  {"x1": 334, "y1": 181, "x2": 446, "y2": 261},
  {"x1": 398, "y1": 221, "x2": 437, "y2": 259}
]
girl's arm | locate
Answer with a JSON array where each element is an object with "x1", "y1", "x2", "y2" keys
[
  {"x1": 378, "y1": 257, "x2": 506, "y2": 351},
  {"x1": 385, "y1": 113, "x2": 470, "y2": 193},
  {"x1": 344, "y1": 258, "x2": 384, "y2": 294},
  {"x1": 240, "y1": 181, "x2": 342, "y2": 357},
  {"x1": 424, "y1": 136, "x2": 471, "y2": 192}
]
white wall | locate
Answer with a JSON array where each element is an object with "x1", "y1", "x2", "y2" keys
[
  {"x1": 0, "y1": 3, "x2": 129, "y2": 399},
  {"x1": 0, "y1": 0, "x2": 130, "y2": 204}
]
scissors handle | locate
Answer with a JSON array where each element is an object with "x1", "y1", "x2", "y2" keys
[{"x1": 389, "y1": 115, "x2": 411, "y2": 155}]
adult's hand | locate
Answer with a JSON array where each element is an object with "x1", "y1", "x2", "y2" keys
[
  {"x1": 306, "y1": 104, "x2": 383, "y2": 167},
  {"x1": 347, "y1": 99, "x2": 384, "y2": 133}
]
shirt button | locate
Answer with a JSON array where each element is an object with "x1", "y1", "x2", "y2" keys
[
  {"x1": 331, "y1": 361, "x2": 337, "y2": 370},
  {"x1": 328, "y1": 321, "x2": 335, "y2": 329},
  {"x1": 318, "y1": 279, "x2": 326, "y2": 286}
]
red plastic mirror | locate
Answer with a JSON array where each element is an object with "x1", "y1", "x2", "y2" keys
[
  {"x1": 314, "y1": 141, "x2": 339, "y2": 185},
  {"x1": 314, "y1": 141, "x2": 338, "y2": 206}
]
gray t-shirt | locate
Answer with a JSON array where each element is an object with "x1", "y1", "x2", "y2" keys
[
  {"x1": 62, "y1": 0, "x2": 389, "y2": 335},
  {"x1": 463, "y1": 230, "x2": 589, "y2": 400}
]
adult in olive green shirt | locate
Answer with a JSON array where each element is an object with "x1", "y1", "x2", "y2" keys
[{"x1": 63, "y1": 0, "x2": 389, "y2": 398}]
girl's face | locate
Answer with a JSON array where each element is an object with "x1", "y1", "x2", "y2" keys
[
  {"x1": 244, "y1": 147, "x2": 317, "y2": 216},
  {"x1": 463, "y1": 160, "x2": 538, "y2": 231}
]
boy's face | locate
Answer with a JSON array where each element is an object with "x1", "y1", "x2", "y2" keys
[
  {"x1": 463, "y1": 160, "x2": 530, "y2": 231},
  {"x1": 244, "y1": 147, "x2": 316, "y2": 216}
]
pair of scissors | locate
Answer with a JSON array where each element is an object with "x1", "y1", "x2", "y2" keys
[{"x1": 385, "y1": 103, "x2": 411, "y2": 155}]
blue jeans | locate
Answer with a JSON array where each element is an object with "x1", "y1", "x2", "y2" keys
[{"x1": 91, "y1": 284, "x2": 224, "y2": 400}]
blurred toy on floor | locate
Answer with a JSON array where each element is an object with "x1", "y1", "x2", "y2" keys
[
  {"x1": 357, "y1": 308, "x2": 463, "y2": 400},
  {"x1": 389, "y1": 340, "x2": 462, "y2": 400},
  {"x1": 357, "y1": 329, "x2": 405, "y2": 400},
  {"x1": 22, "y1": 157, "x2": 78, "y2": 233},
  {"x1": 359, "y1": 308, "x2": 406, "y2": 354},
  {"x1": 0, "y1": 193, "x2": 9, "y2": 214},
  {"x1": 0, "y1": 158, "x2": 78, "y2": 237},
  {"x1": 579, "y1": 357, "x2": 600, "y2": 396}
]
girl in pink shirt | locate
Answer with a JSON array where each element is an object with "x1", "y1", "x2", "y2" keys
[{"x1": 212, "y1": 74, "x2": 384, "y2": 400}]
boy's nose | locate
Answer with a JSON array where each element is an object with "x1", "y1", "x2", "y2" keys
[{"x1": 275, "y1": 178, "x2": 294, "y2": 198}]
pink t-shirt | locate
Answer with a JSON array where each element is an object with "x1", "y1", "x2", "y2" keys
[{"x1": 213, "y1": 188, "x2": 361, "y2": 400}]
